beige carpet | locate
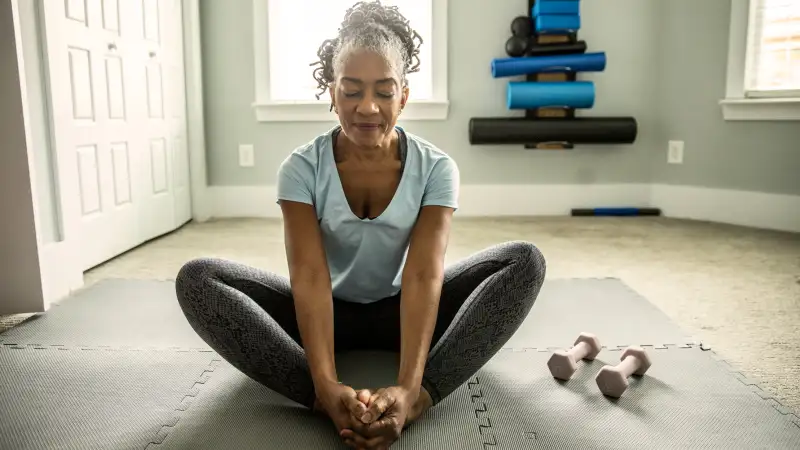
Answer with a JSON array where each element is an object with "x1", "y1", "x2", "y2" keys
[{"x1": 3, "y1": 217, "x2": 799, "y2": 412}]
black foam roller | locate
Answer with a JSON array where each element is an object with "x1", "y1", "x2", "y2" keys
[
  {"x1": 527, "y1": 41, "x2": 588, "y2": 57},
  {"x1": 468, "y1": 118, "x2": 638, "y2": 145}
]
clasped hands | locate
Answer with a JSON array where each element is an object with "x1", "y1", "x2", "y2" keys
[{"x1": 316, "y1": 380, "x2": 418, "y2": 449}]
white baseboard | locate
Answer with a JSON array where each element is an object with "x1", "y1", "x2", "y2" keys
[
  {"x1": 206, "y1": 183, "x2": 800, "y2": 233},
  {"x1": 650, "y1": 184, "x2": 800, "y2": 233}
]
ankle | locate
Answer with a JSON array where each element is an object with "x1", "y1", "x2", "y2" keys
[
  {"x1": 409, "y1": 387, "x2": 433, "y2": 422},
  {"x1": 312, "y1": 397, "x2": 324, "y2": 414}
]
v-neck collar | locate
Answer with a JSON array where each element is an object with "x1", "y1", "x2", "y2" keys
[{"x1": 328, "y1": 126, "x2": 410, "y2": 222}]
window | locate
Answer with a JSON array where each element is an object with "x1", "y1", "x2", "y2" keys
[
  {"x1": 722, "y1": 0, "x2": 800, "y2": 120},
  {"x1": 743, "y1": 0, "x2": 800, "y2": 97},
  {"x1": 252, "y1": 0, "x2": 449, "y2": 122}
]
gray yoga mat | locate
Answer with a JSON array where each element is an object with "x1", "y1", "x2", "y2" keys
[
  {"x1": 0, "y1": 279, "x2": 209, "y2": 349},
  {"x1": 0, "y1": 278, "x2": 693, "y2": 351},
  {"x1": 474, "y1": 347, "x2": 800, "y2": 449},
  {"x1": 0, "y1": 345, "x2": 218, "y2": 450},
  {"x1": 157, "y1": 352, "x2": 483, "y2": 449},
  {"x1": 158, "y1": 347, "x2": 800, "y2": 449},
  {"x1": 1, "y1": 278, "x2": 797, "y2": 449},
  {"x1": 504, "y1": 278, "x2": 696, "y2": 350}
]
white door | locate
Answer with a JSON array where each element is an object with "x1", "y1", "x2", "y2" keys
[{"x1": 41, "y1": 0, "x2": 190, "y2": 271}]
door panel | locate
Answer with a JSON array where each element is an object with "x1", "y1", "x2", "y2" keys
[
  {"x1": 143, "y1": 0, "x2": 160, "y2": 43},
  {"x1": 101, "y1": 0, "x2": 119, "y2": 33},
  {"x1": 146, "y1": 61, "x2": 164, "y2": 119},
  {"x1": 111, "y1": 142, "x2": 132, "y2": 205},
  {"x1": 150, "y1": 138, "x2": 168, "y2": 194},
  {"x1": 104, "y1": 54, "x2": 125, "y2": 119},
  {"x1": 67, "y1": 47, "x2": 95, "y2": 120},
  {"x1": 76, "y1": 144, "x2": 101, "y2": 215},
  {"x1": 65, "y1": 0, "x2": 87, "y2": 24},
  {"x1": 42, "y1": 0, "x2": 191, "y2": 271}
]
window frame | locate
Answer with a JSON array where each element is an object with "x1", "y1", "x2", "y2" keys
[
  {"x1": 721, "y1": 0, "x2": 800, "y2": 121},
  {"x1": 251, "y1": 0, "x2": 449, "y2": 122}
]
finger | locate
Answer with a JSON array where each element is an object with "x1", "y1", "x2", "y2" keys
[
  {"x1": 341, "y1": 392, "x2": 368, "y2": 418},
  {"x1": 361, "y1": 392, "x2": 394, "y2": 423},
  {"x1": 369, "y1": 391, "x2": 380, "y2": 407},
  {"x1": 356, "y1": 389, "x2": 372, "y2": 405}
]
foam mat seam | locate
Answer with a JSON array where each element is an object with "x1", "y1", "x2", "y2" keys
[
  {"x1": 699, "y1": 344, "x2": 800, "y2": 428},
  {"x1": 144, "y1": 358, "x2": 222, "y2": 449},
  {"x1": 1, "y1": 342, "x2": 215, "y2": 352}
]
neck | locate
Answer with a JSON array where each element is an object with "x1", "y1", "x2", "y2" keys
[{"x1": 337, "y1": 128, "x2": 398, "y2": 162}]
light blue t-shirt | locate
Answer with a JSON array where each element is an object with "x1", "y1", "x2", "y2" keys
[{"x1": 276, "y1": 126, "x2": 460, "y2": 304}]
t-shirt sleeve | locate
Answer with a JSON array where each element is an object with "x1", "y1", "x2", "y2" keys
[
  {"x1": 422, "y1": 157, "x2": 460, "y2": 209},
  {"x1": 276, "y1": 154, "x2": 315, "y2": 205}
]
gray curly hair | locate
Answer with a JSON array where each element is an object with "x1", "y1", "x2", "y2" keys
[{"x1": 310, "y1": 1, "x2": 423, "y2": 100}]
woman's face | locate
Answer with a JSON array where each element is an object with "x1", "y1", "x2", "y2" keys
[{"x1": 331, "y1": 50, "x2": 409, "y2": 148}]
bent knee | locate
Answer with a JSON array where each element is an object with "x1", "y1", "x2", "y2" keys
[
  {"x1": 506, "y1": 241, "x2": 546, "y2": 270},
  {"x1": 175, "y1": 257, "x2": 225, "y2": 297}
]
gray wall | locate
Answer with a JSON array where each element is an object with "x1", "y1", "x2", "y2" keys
[
  {"x1": 654, "y1": 0, "x2": 800, "y2": 195},
  {"x1": 1, "y1": 0, "x2": 45, "y2": 313},
  {"x1": 200, "y1": 0, "x2": 661, "y2": 186}
]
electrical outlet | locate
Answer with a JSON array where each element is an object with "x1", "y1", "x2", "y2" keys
[
  {"x1": 239, "y1": 144, "x2": 255, "y2": 167},
  {"x1": 668, "y1": 140, "x2": 684, "y2": 164}
]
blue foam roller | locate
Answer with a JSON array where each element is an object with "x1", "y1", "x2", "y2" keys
[
  {"x1": 533, "y1": 1, "x2": 580, "y2": 16},
  {"x1": 491, "y1": 52, "x2": 606, "y2": 78},
  {"x1": 507, "y1": 81, "x2": 595, "y2": 109},
  {"x1": 536, "y1": 14, "x2": 581, "y2": 32}
]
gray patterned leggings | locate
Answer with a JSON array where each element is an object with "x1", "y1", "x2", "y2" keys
[{"x1": 175, "y1": 241, "x2": 546, "y2": 409}]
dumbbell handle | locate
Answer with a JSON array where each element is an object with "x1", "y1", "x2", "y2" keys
[
  {"x1": 615, "y1": 354, "x2": 645, "y2": 377},
  {"x1": 567, "y1": 341, "x2": 593, "y2": 361}
]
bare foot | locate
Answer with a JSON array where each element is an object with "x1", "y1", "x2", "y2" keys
[{"x1": 313, "y1": 397, "x2": 325, "y2": 414}]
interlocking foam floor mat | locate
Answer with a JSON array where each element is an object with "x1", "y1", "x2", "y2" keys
[{"x1": 1, "y1": 278, "x2": 797, "y2": 449}]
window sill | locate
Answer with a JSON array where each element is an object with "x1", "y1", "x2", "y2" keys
[
  {"x1": 719, "y1": 97, "x2": 800, "y2": 121},
  {"x1": 252, "y1": 100, "x2": 450, "y2": 122}
]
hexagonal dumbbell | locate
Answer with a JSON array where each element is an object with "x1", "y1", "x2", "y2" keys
[
  {"x1": 547, "y1": 332, "x2": 602, "y2": 381},
  {"x1": 595, "y1": 346, "x2": 652, "y2": 398}
]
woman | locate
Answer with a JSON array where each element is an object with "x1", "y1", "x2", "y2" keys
[{"x1": 176, "y1": 1, "x2": 546, "y2": 448}]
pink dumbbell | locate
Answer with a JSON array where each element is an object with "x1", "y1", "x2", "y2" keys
[
  {"x1": 595, "y1": 346, "x2": 652, "y2": 398},
  {"x1": 547, "y1": 332, "x2": 602, "y2": 380}
]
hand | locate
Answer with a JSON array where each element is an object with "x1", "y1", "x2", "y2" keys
[
  {"x1": 340, "y1": 386, "x2": 417, "y2": 449},
  {"x1": 314, "y1": 380, "x2": 369, "y2": 438}
]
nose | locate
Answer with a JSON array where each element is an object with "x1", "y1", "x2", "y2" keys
[{"x1": 356, "y1": 93, "x2": 379, "y2": 115}]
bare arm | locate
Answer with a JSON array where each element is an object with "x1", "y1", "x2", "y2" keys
[
  {"x1": 280, "y1": 200, "x2": 337, "y2": 388},
  {"x1": 397, "y1": 205, "x2": 455, "y2": 392}
]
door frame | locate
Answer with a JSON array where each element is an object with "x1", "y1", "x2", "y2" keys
[
  {"x1": 182, "y1": 0, "x2": 210, "y2": 222},
  {"x1": 16, "y1": 0, "x2": 210, "y2": 308}
]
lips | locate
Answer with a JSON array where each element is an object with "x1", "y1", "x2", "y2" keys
[{"x1": 354, "y1": 123, "x2": 382, "y2": 130}]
